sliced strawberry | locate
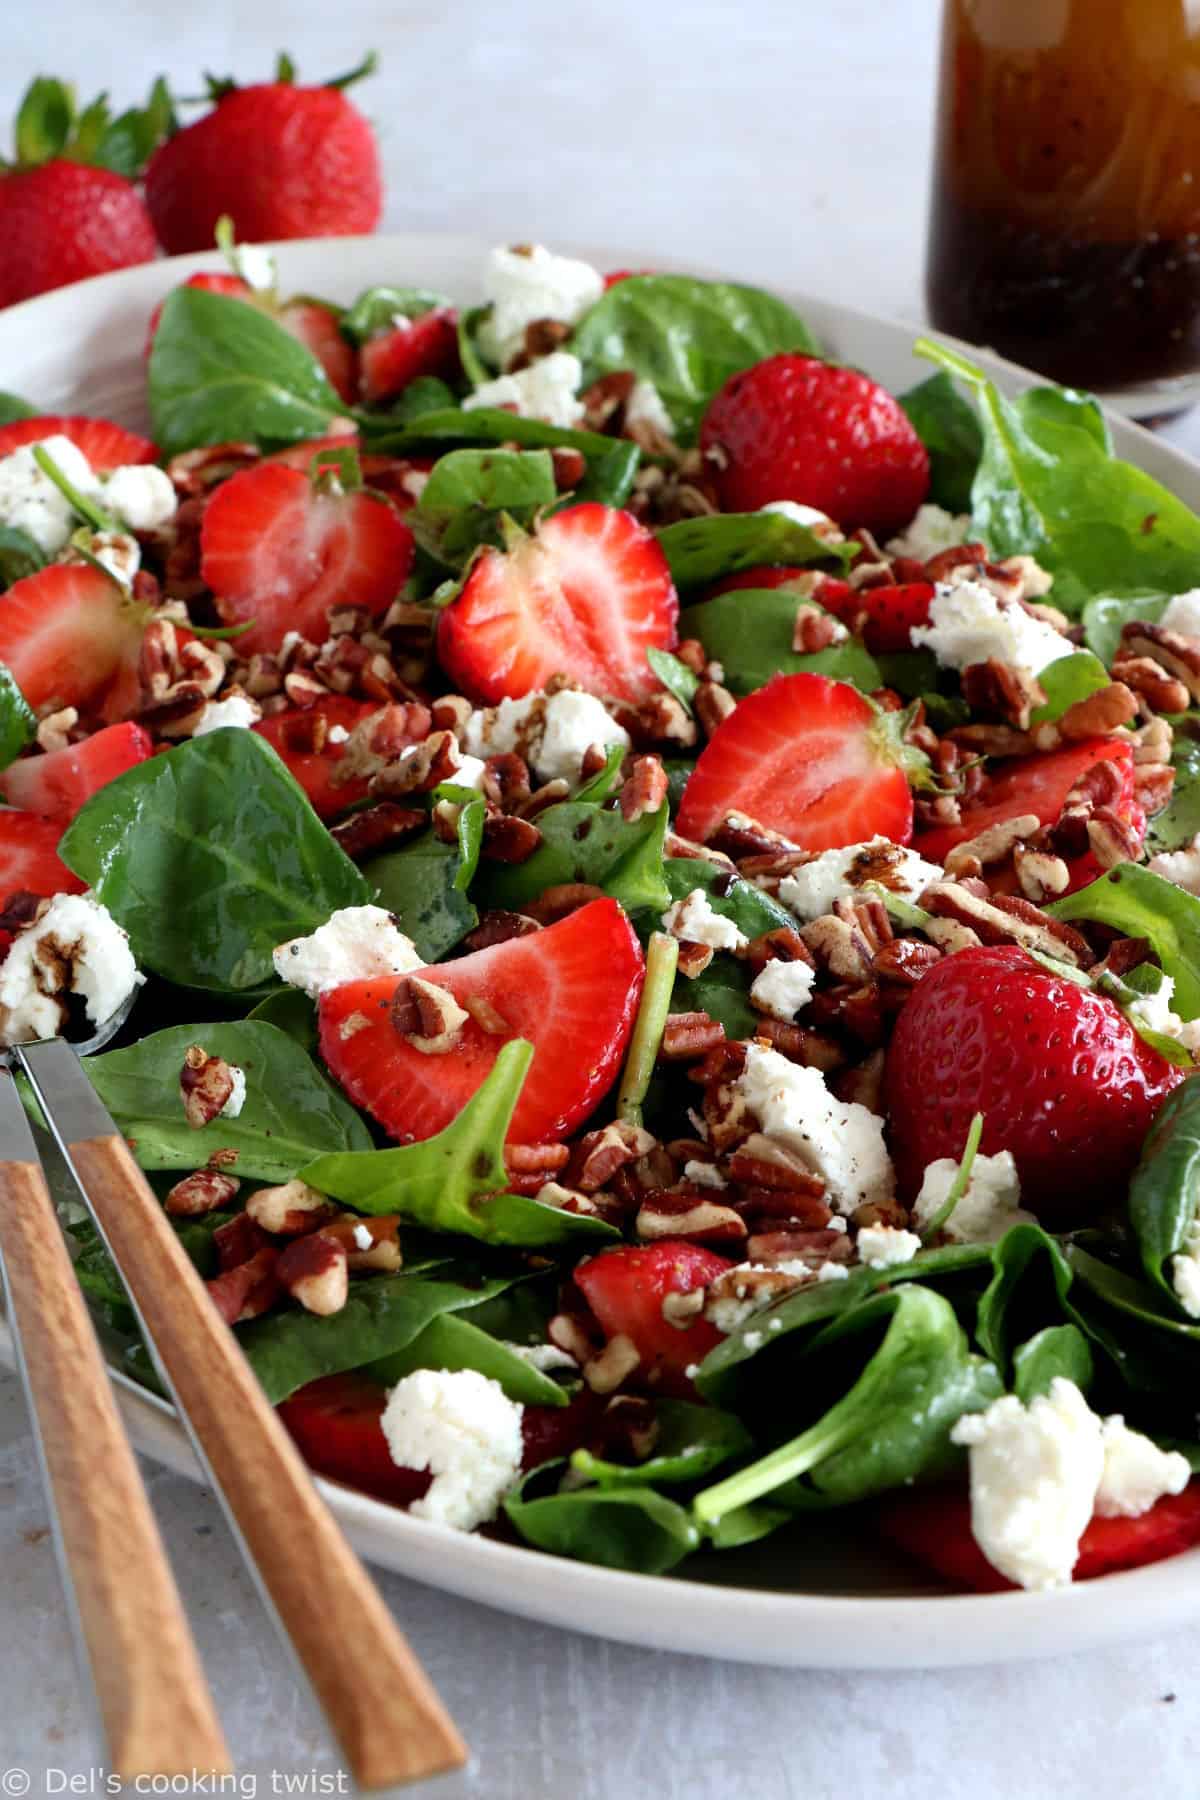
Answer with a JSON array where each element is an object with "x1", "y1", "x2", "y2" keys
[
  {"x1": 915, "y1": 739, "x2": 1134, "y2": 865},
  {"x1": 265, "y1": 431, "x2": 361, "y2": 470},
  {"x1": 574, "y1": 1242, "x2": 733, "y2": 1395},
  {"x1": 279, "y1": 299, "x2": 359, "y2": 405},
  {"x1": 675, "y1": 671, "x2": 914, "y2": 850},
  {"x1": 0, "y1": 811, "x2": 86, "y2": 907},
  {"x1": 0, "y1": 564, "x2": 146, "y2": 718},
  {"x1": 319, "y1": 897, "x2": 645, "y2": 1145},
  {"x1": 436, "y1": 503, "x2": 678, "y2": 704},
  {"x1": 200, "y1": 462, "x2": 414, "y2": 657},
  {"x1": 1074, "y1": 1485, "x2": 1200, "y2": 1579},
  {"x1": 520, "y1": 1389, "x2": 605, "y2": 1471},
  {"x1": 0, "y1": 414, "x2": 157, "y2": 472},
  {"x1": 359, "y1": 308, "x2": 460, "y2": 404},
  {"x1": 278, "y1": 1373, "x2": 433, "y2": 1507},
  {"x1": 253, "y1": 695, "x2": 379, "y2": 818},
  {"x1": 2, "y1": 722, "x2": 152, "y2": 823},
  {"x1": 144, "y1": 272, "x2": 253, "y2": 358}
]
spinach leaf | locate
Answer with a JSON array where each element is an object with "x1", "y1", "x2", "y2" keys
[
  {"x1": 705, "y1": 1502, "x2": 792, "y2": 1550},
  {"x1": 1028, "y1": 652, "x2": 1110, "y2": 725},
  {"x1": 478, "y1": 796, "x2": 670, "y2": 915},
  {"x1": 0, "y1": 526, "x2": 45, "y2": 590},
  {"x1": 873, "y1": 649, "x2": 942, "y2": 702},
  {"x1": 1147, "y1": 737, "x2": 1200, "y2": 854},
  {"x1": 974, "y1": 1222, "x2": 1073, "y2": 1373},
  {"x1": 1013, "y1": 1323, "x2": 1094, "y2": 1402},
  {"x1": 59, "y1": 730, "x2": 369, "y2": 993},
  {"x1": 897, "y1": 370, "x2": 982, "y2": 514},
  {"x1": 0, "y1": 392, "x2": 37, "y2": 425},
  {"x1": 679, "y1": 589, "x2": 882, "y2": 696},
  {"x1": 657, "y1": 511, "x2": 853, "y2": 589},
  {"x1": 571, "y1": 275, "x2": 820, "y2": 444},
  {"x1": 85, "y1": 1019, "x2": 370, "y2": 1181},
  {"x1": 505, "y1": 1466, "x2": 700, "y2": 1573},
  {"x1": 661, "y1": 857, "x2": 794, "y2": 1038},
  {"x1": 382, "y1": 376, "x2": 458, "y2": 425},
  {"x1": 1066, "y1": 1243, "x2": 1200, "y2": 1345},
  {"x1": 239, "y1": 1271, "x2": 519, "y2": 1404},
  {"x1": 339, "y1": 285, "x2": 450, "y2": 344},
  {"x1": 74, "y1": 1211, "x2": 223, "y2": 1337},
  {"x1": 574, "y1": 744, "x2": 627, "y2": 804},
  {"x1": 371, "y1": 406, "x2": 622, "y2": 460},
  {"x1": 366, "y1": 1311, "x2": 570, "y2": 1407},
  {"x1": 567, "y1": 438, "x2": 640, "y2": 508},
  {"x1": 646, "y1": 648, "x2": 700, "y2": 714},
  {"x1": 571, "y1": 1399, "x2": 750, "y2": 1488},
  {"x1": 148, "y1": 287, "x2": 343, "y2": 456},
  {"x1": 921, "y1": 339, "x2": 1200, "y2": 615},
  {"x1": 244, "y1": 987, "x2": 318, "y2": 1050},
  {"x1": 456, "y1": 306, "x2": 493, "y2": 385},
  {"x1": 363, "y1": 808, "x2": 483, "y2": 962},
  {"x1": 412, "y1": 448, "x2": 557, "y2": 568},
  {"x1": 1082, "y1": 592, "x2": 1168, "y2": 666},
  {"x1": 693, "y1": 1286, "x2": 1001, "y2": 1518},
  {"x1": 1050, "y1": 865, "x2": 1200, "y2": 1020},
  {"x1": 1129, "y1": 1079, "x2": 1200, "y2": 1305},
  {"x1": 0, "y1": 665, "x2": 37, "y2": 770},
  {"x1": 300, "y1": 1040, "x2": 617, "y2": 1248}
]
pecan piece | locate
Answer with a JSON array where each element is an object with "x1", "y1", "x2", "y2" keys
[
  {"x1": 331, "y1": 803, "x2": 425, "y2": 860},
  {"x1": 618, "y1": 755, "x2": 668, "y2": 823},
  {"x1": 322, "y1": 1213, "x2": 403, "y2": 1273},
  {"x1": 165, "y1": 1170, "x2": 241, "y2": 1217},
  {"x1": 463, "y1": 909, "x2": 541, "y2": 950},
  {"x1": 659, "y1": 1011, "x2": 726, "y2": 1060},
  {"x1": 480, "y1": 814, "x2": 543, "y2": 863},
  {"x1": 635, "y1": 1190, "x2": 747, "y2": 1245},
  {"x1": 180, "y1": 1046, "x2": 236, "y2": 1129},
  {"x1": 582, "y1": 1333, "x2": 641, "y2": 1395},
  {"x1": 943, "y1": 814, "x2": 1040, "y2": 877},
  {"x1": 276, "y1": 1233, "x2": 349, "y2": 1316},
  {"x1": 245, "y1": 1179, "x2": 335, "y2": 1237},
  {"x1": 390, "y1": 975, "x2": 470, "y2": 1053},
  {"x1": 205, "y1": 1246, "x2": 280, "y2": 1325},
  {"x1": 567, "y1": 1121, "x2": 657, "y2": 1193}
]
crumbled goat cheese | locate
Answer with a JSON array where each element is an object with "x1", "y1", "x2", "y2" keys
[
  {"x1": 856, "y1": 1224, "x2": 921, "y2": 1270},
  {"x1": 759, "y1": 498, "x2": 843, "y2": 542},
  {"x1": 1149, "y1": 835, "x2": 1200, "y2": 896},
  {"x1": 1095, "y1": 1416, "x2": 1190, "y2": 1518},
  {"x1": 506, "y1": 1342, "x2": 579, "y2": 1372},
  {"x1": 352, "y1": 1223, "x2": 374, "y2": 1252},
  {"x1": 463, "y1": 689, "x2": 629, "y2": 786},
  {"x1": 816, "y1": 1262, "x2": 849, "y2": 1282},
  {"x1": 951, "y1": 1379, "x2": 1105, "y2": 1591},
  {"x1": 445, "y1": 753, "x2": 488, "y2": 792},
  {"x1": 1126, "y1": 973, "x2": 1183, "y2": 1040},
  {"x1": 400, "y1": 469, "x2": 429, "y2": 502},
  {"x1": 1172, "y1": 1221, "x2": 1200, "y2": 1319},
  {"x1": 913, "y1": 1148, "x2": 1034, "y2": 1244},
  {"x1": 464, "y1": 352, "x2": 587, "y2": 429},
  {"x1": 885, "y1": 503, "x2": 971, "y2": 562},
  {"x1": 683, "y1": 1159, "x2": 727, "y2": 1189},
  {"x1": 0, "y1": 435, "x2": 101, "y2": 554},
  {"x1": 273, "y1": 905, "x2": 424, "y2": 998},
  {"x1": 911, "y1": 577, "x2": 1074, "y2": 676},
  {"x1": 661, "y1": 888, "x2": 747, "y2": 953},
  {"x1": 778, "y1": 837, "x2": 942, "y2": 922},
  {"x1": 83, "y1": 530, "x2": 140, "y2": 585},
  {"x1": 1160, "y1": 589, "x2": 1200, "y2": 640},
  {"x1": 477, "y1": 244, "x2": 604, "y2": 368},
  {"x1": 736, "y1": 1042, "x2": 894, "y2": 1215},
  {"x1": 192, "y1": 694, "x2": 262, "y2": 736},
  {"x1": 625, "y1": 379, "x2": 675, "y2": 438},
  {"x1": 221, "y1": 1066, "x2": 247, "y2": 1119},
  {"x1": 228, "y1": 241, "x2": 276, "y2": 292},
  {"x1": 102, "y1": 463, "x2": 178, "y2": 532},
  {"x1": 327, "y1": 724, "x2": 350, "y2": 745},
  {"x1": 749, "y1": 957, "x2": 816, "y2": 1020},
  {"x1": 380, "y1": 1367, "x2": 524, "y2": 1531},
  {"x1": 0, "y1": 892, "x2": 142, "y2": 1045}
]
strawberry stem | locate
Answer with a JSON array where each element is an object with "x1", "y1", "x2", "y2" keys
[
  {"x1": 616, "y1": 931, "x2": 679, "y2": 1127},
  {"x1": 32, "y1": 445, "x2": 117, "y2": 534},
  {"x1": 324, "y1": 50, "x2": 379, "y2": 91}
]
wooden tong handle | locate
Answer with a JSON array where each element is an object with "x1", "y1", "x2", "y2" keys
[
  {"x1": 69, "y1": 1131, "x2": 466, "y2": 1791},
  {"x1": 0, "y1": 1145, "x2": 229, "y2": 1778}
]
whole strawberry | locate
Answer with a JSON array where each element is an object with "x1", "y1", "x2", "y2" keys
[
  {"x1": 884, "y1": 945, "x2": 1183, "y2": 1221},
  {"x1": 145, "y1": 53, "x2": 382, "y2": 254},
  {"x1": 0, "y1": 78, "x2": 164, "y2": 307},
  {"x1": 699, "y1": 353, "x2": 930, "y2": 538}
]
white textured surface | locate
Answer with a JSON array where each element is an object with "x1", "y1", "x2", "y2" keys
[{"x1": 5, "y1": 1, "x2": 1200, "y2": 1792}]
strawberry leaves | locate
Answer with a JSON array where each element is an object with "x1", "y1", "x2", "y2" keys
[{"x1": 8, "y1": 75, "x2": 174, "y2": 176}]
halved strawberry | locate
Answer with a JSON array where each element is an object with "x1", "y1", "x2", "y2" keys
[
  {"x1": 0, "y1": 565, "x2": 147, "y2": 718},
  {"x1": 3, "y1": 722, "x2": 152, "y2": 823},
  {"x1": 915, "y1": 739, "x2": 1134, "y2": 865},
  {"x1": 319, "y1": 897, "x2": 645, "y2": 1145},
  {"x1": 200, "y1": 462, "x2": 414, "y2": 657},
  {"x1": 0, "y1": 811, "x2": 86, "y2": 907},
  {"x1": 359, "y1": 309, "x2": 459, "y2": 404},
  {"x1": 574, "y1": 1242, "x2": 733, "y2": 1395},
  {"x1": 279, "y1": 299, "x2": 358, "y2": 405},
  {"x1": 0, "y1": 414, "x2": 157, "y2": 471},
  {"x1": 253, "y1": 695, "x2": 379, "y2": 818},
  {"x1": 278, "y1": 1373, "x2": 433, "y2": 1507},
  {"x1": 436, "y1": 503, "x2": 678, "y2": 704},
  {"x1": 675, "y1": 671, "x2": 914, "y2": 850},
  {"x1": 144, "y1": 272, "x2": 252, "y2": 358}
]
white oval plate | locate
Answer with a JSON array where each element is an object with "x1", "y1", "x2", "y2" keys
[{"x1": 0, "y1": 234, "x2": 1197, "y2": 1668}]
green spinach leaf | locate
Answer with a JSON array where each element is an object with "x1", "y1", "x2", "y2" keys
[
  {"x1": 0, "y1": 392, "x2": 37, "y2": 425},
  {"x1": 1081, "y1": 592, "x2": 1168, "y2": 666},
  {"x1": 897, "y1": 370, "x2": 982, "y2": 514},
  {"x1": 657, "y1": 511, "x2": 853, "y2": 589},
  {"x1": 412, "y1": 448, "x2": 557, "y2": 568},
  {"x1": 661, "y1": 856, "x2": 793, "y2": 1037},
  {"x1": 974, "y1": 1222, "x2": 1073, "y2": 1373},
  {"x1": 1066, "y1": 1243, "x2": 1200, "y2": 1346},
  {"x1": 0, "y1": 665, "x2": 37, "y2": 770},
  {"x1": 478, "y1": 796, "x2": 670, "y2": 915},
  {"x1": 646, "y1": 648, "x2": 700, "y2": 714},
  {"x1": 363, "y1": 806, "x2": 484, "y2": 962},
  {"x1": 679, "y1": 589, "x2": 882, "y2": 696},
  {"x1": 572, "y1": 1399, "x2": 750, "y2": 1488},
  {"x1": 1147, "y1": 737, "x2": 1200, "y2": 854},
  {"x1": 0, "y1": 526, "x2": 45, "y2": 590},
  {"x1": 1028, "y1": 652, "x2": 1110, "y2": 725},
  {"x1": 1050, "y1": 864, "x2": 1200, "y2": 1020},
  {"x1": 1012, "y1": 1323, "x2": 1094, "y2": 1402},
  {"x1": 1129, "y1": 1078, "x2": 1200, "y2": 1306},
  {"x1": 366, "y1": 1311, "x2": 570, "y2": 1407},
  {"x1": 567, "y1": 437, "x2": 640, "y2": 508},
  {"x1": 244, "y1": 987, "x2": 318, "y2": 1050},
  {"x1": 505, "y1": 1467, "x2": 700, "y2": 1573},
  {"x1": 339, "y1": 285, "x2": 450, "y2": 344}
]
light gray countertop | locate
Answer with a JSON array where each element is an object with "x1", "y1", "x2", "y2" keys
[{"x1": 5, "y1": 2, "x2": 1200, "y2": 1793}]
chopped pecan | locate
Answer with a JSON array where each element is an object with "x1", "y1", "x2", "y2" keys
[
  {"x1": 1111, "y1": 653, "x2": 1190, "y2": 715},
  {"x1": 205, "y1": 1246, "x2": 279, "y2": 1325},
  {"x1": 829, "y1": 1049, "x2": 886, "y2": 1114},
  {"x1": 871, "y1": 939, "x2": 941, "y2": 985},
  {"x1": 743, "y1": 927, "x2": 815, "y2": 979},
  {"x1": 166, "y1": 441, "x2": 260, "y2": 496},
  {"x1": 165, "y1": 1170, "x2": 241, "y2": 1217},
  {"x1": 1120, "y1": 622, "x2": 1200, "y2": 704},
  {"x1": 1086, "y1": 807, "x2": 1144, "y2": 870},
  {"x1": 792, "y1": 603, "x2": 847, "y2": 652},
  {"x1": 180, "y1": 1045, "x2": 236, "y2": 1129},
  {"x1": 662, "y1": 1288, "x2": 706, "y2": 1327},
  {"x1": 675, "y1": 938, "x2": 715, "y2": 978},
  {"x1": 519, "y1": 778, "x2": 572, "y2": 820},
  {"x1": 960, "y1": 659, "x2": 1046, "y2": 731},
  {"x1": 694, "y1": 680, "x2": 737, "y2": 738},
  {"x1": 1133, "y1": 763, "x2": 1175, "y2": 815},
  {"x1": 390, "y1": 975, "x2": 470, "y2": 1053},
  {"x1": 462, "y1": 993, "x2": 511, "y2": 1035},
  {"x1": 463, "y1": 909, "x2": 542, "y2": 950},
  {"x1": 548, "y1": 1311, "x2": 600, "y2": 1363},
  {"x1": 618, "y1": 755, "x2": 668, "y2": 823},
  {"x1": 924, "y1": 916, "x2": 981, "y2": 954},
  {"x1": 726, "y1": 1134, "x2": 825, "y2": 1195},
  {"x1": 480, "y1": 751, "x2": 532, "y2": 812},
  {"x1": 1013, "y1": 846, "x2": 1071, "y2": 904},
  {"x1": 944, "y1": 814, "x2": 1040, "y2": 876},
  {"x1": 744, "y1": 1227, "x2": 853, "y2": 1267},
  {"x1": 635, "y1": 1189, "x2": 747, "y2": 1245},
  {"x1": 331, "y1": 803, "x2": 425, "y2": 860},
  {"x1": 369, "y1": 729, "x2": 461, "y2": 798},
  {"x1": 1057, "y1": 681, "x2": 1138, "y2": 741},
  {"x1": 322, "y1": 1213, "x2": 403, "y2": 1273},
  {"x1": 245, "y1": 1179, "x2": 335, "y2": 1237},
  {"x1": 659, "y1": 1011, "x2": 726, "y2": 1060},
  {"x1": 480, "y1": 814, "x2": 543, "y2": 863},
  {"x1": 524, "y1": 882, "x2": 606, "y2": 923},
  {"x1": 502, "y1": 1142, "x2": 570, "y2": 1194},
  {"x1": 276, "y1": 1233, "x2": 349, "y2": 1316},
  {"x1": 1130, "y1": 717, "x2": 1174, "y2": 765},
  {"x1": 709, "y1": 811, "x2": 802, "y2": 862},
  {"x1": 922, "y1": 882, "x2": 1094, "y2": 966},
  {"x1": 752, "y1": 1017, "x2": 847, "y2": 1070},
  {"x1": 580, "y1": 371, "x2": 636, "y2": 431},
  {"x1": 36, "y1": 707, "x2": 78, "y2": 753},
  {"x1": 801, "y1": 914, "x2": 871, "y2": 982},
  {"x1": 329, "y1": 702, "x2": 433, "y2": 786},
  {"x1": 851, "y1": 1198, "x2": 913, "y2": 1230},
  {"x1": 566, "y1": 1121, "x2": 657, "y2": 1193},
  {"x1": 582, "y1": 1332, "x2": 641, "y2": 1395},
  {"x1": 614, "y1": 689, "x2": 698, "y2": 750}
]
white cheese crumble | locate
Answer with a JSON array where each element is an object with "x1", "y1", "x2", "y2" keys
[
  {"x1": 683, "y1": 1159, "x2": 727, "y2": 1189},
  {"x1": 192, "y1": 693, "x2": 263, "y2": 736},
  {"x1": 1148, "y1": 835, "x2": 1200, "y2": 896},
  {"x1": 327, "y1": 724, "x2": 350, "y2": 745},
  {"x1": 736, "y1": 1041, "x2": 894, "y2": 1215},
  {"x1": 885, "y1": 503, "x2": 971, "y2": 562},
  {"x1": 1125, "y1": 972, "x2": 1183, "y2": 1040},
  {"x1": 463, "y1": 351, "x2": 587, "y2": 429},
  {"x1": 228, "y1": 240, "x2": 277, "y2": 292},
  {"x1": 1096, "y1": 1416, "x2": 1190, "y2": 1518},
  {"x1": 476, "y1": 244, "x2": 604, "y2": 368},
  {"x1": 0, "y1": 435, "x2": 101, "y2": 555},
  {"x1": 1160, "y1": 589, "x2": 1200, "y2": 640},
  {"x1": 352, "y1": 1223, "x2": 374, "y2": 1252},
  {"x1": 911, "y1": 576, "x2": 1074, "y2": 676},
  {"x1": 221, "y1": 1065, "x2": 247, "y2": 1119},
  {"x1": 912, "y1": 1148, "x2": 1034, "y2": 1244},
  {"x1": 759, "y1": 498, "x2": 843, "y2": 542},
  {"x1": 444, "y1": 752, "x2": 488, "y2": 792},
  {"x1": 625, "y1": 379, "x2": 675, "y2": 438},
  {"x1": 816, "y1": 1261, "x2": 849, "y2": 1282},
  {"x1": 661, "y1": 888, "x2": 747, "y2": 953},
  {"x1": 777, "y1": 837, "x2": 942, "y2": 922},
  {"x1": 102, "y1": 463, "x2": 178, "y2": 532},
  {"x1": 0, "y1": 892, "x2": 142, "y2": 1045},
  {"x1": 749, "y1": 956, "x2": 816, "y2": 1020},
  {"x1": 463, "y1": 689, "x2": 629, "y2": 786},
  {"x1": 1172, "y1": 1221, "x2": 1200, "y2": 1319},
  {"x1": 380, "y1": 1367, "x2": 524, "y2": 1531},
  {"x1": 273, "y1": 905, "x2": 424, "y2": 998},
  {"x1": 856, "y1": 1224, "x2": 921, "y2": 1270},
  {"x1": 506, "y1": 1341, "x2": 579, "y2": 1372}
]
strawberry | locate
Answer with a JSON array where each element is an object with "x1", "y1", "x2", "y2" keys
[
  {"x1": 699, "y1": 354, "x2": 930, "y2": 538},
  {"x1": 0, "y1": 415, "x2": 157, "y2": 472},
  {"x1": 877, "y1": 1480, "x2": 1200, "y2": 1592},
  {"x1": 318, "y1": 898, "x2": 645, "y2": 1145},
  {"x1": 436, "y1": 503, "x2": 678, "y2": 704},
  {"x1": 519, "y1": 1389, "x2": 605, "y2": 1472},
  {"x1": 359, "y1": 309, "x2": 460, "y2": 404},
  {"x1": 199, "y1": 461, "x2": 414, "y2": 656},
  {"x1": 0, "y1": 564, "x2": 146, "y2": 718},
  {"x1": 278, "y1": 1373, "x2": 433, "y2": 1508},
  {"x1": 278, "y1": 299, "x2": 358, "y2": 405},
  {"x1": 915, "y1": 739, "x2": 1134, "y2": 868},
  {"x1": 144, "y1": 55, "x2": 382, "y2": 254},
  {"x1": 884, "y1": 944, "x2": 1183, "y2": 1219},
  {"x1": 3, "y1": 722, "x2": 152, "y2": 823},
  {"x1": 252, "y1": 696, "x2": 379, "y2": 818},
  {"x1": 574, "y1": 1242, "x2": 733, "y2": 1395},
  {"x1": 0, "y1": 811, "x2": 86, "y2": 907},
  {"x1": 843, "y1": 581, "x2": 935, "y2": 654},
  {"x1": 675, "y1": 671, "x2": 914, "y2": 850}
]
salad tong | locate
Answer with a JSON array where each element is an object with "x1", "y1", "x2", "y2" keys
[{"x1": 0, "y1": 1028, "x2": 466, "y2": 1789}]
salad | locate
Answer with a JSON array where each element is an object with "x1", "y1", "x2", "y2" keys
[{"x1": 5, "y1": 238, "x2": 1200, "y2": 1597}]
